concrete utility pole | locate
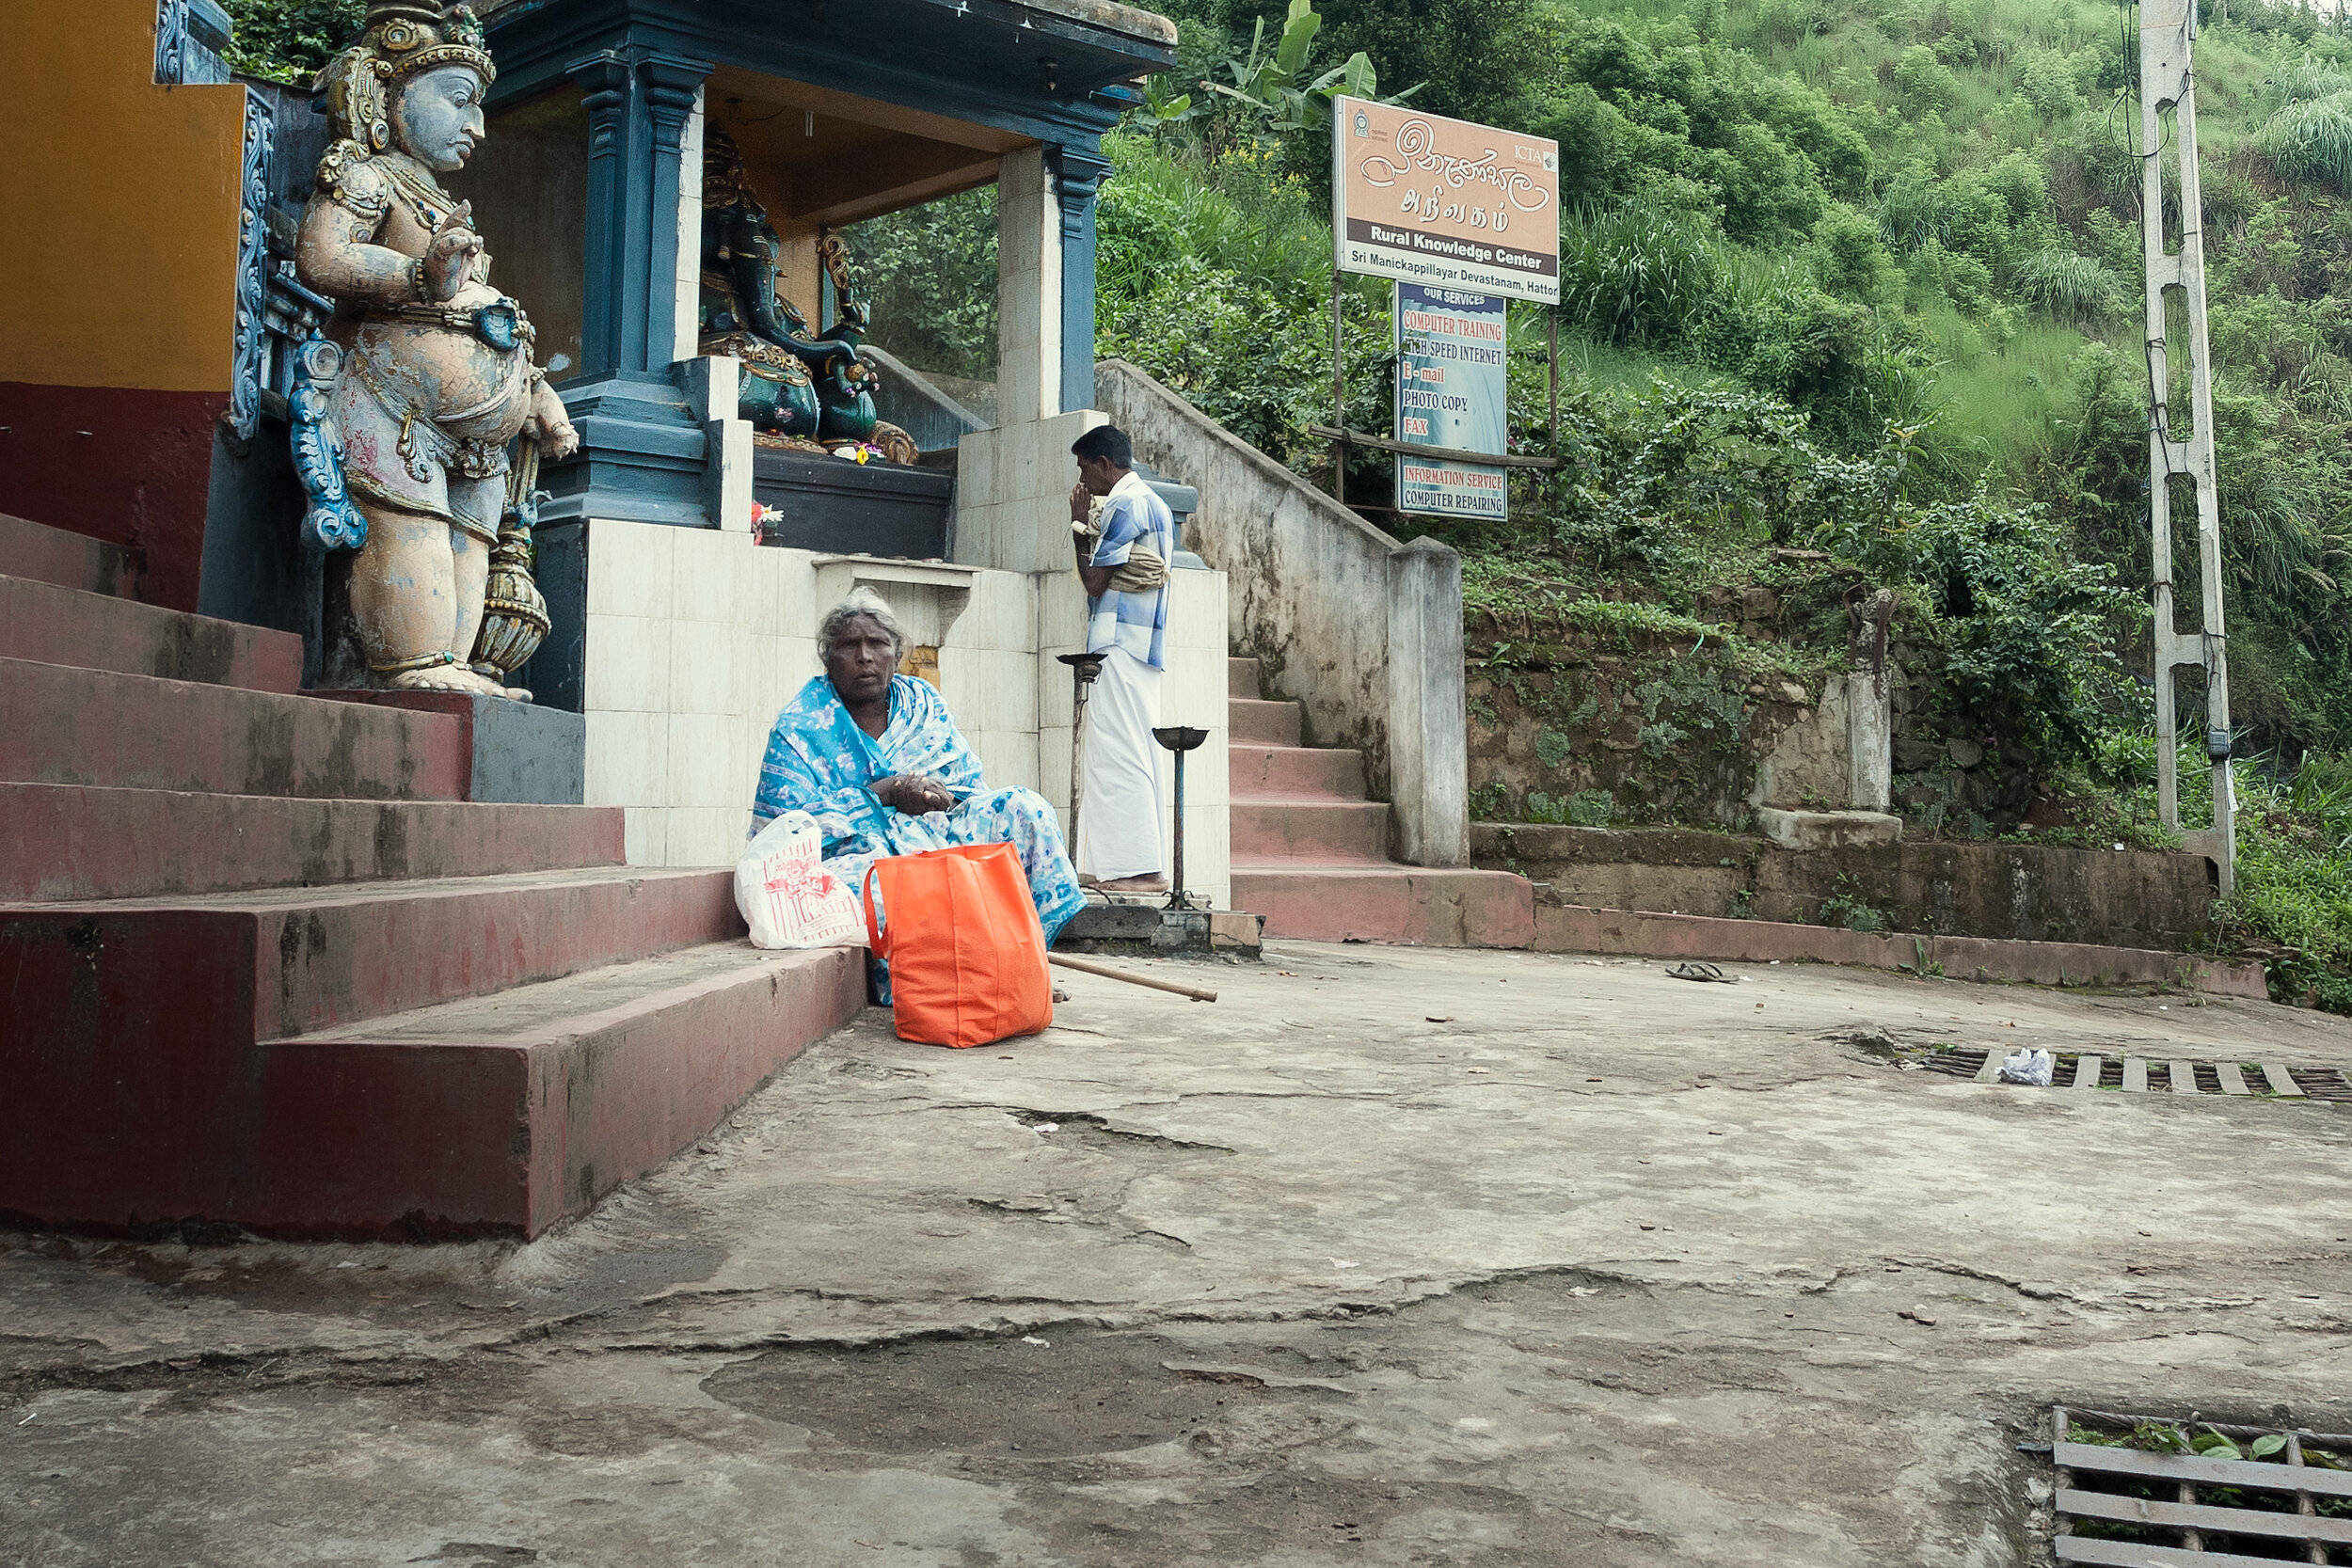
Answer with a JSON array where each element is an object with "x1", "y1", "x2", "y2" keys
[{"x1": 2138, "y1": 0, "x2": 2235, "y2": 894}]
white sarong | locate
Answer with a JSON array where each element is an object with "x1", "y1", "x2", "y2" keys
[{"x1": 1075, "y1": 646, "x2": 1165, "y2": 881}]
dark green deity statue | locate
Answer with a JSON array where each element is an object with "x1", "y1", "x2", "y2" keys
[{"x1": 699, "y1": 131, "x2": 914, "y2": 464}]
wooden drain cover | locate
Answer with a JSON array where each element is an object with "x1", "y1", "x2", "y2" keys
[{"x1": 2051, "y1": 1404, "x2": 2352, "y2": 1563}]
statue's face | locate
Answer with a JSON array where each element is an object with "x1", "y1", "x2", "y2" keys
[{"x1": 394, "y1": 65, "x2": 487, "y2": 172}]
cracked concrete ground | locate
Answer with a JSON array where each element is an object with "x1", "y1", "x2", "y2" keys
[{"x1": 8, "y1": 942, "x2": 2352, "y2": 1567}]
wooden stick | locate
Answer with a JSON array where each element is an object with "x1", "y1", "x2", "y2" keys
[{"x1": 1049, "y1": 952, "x2": 1217, "y2": 1003}]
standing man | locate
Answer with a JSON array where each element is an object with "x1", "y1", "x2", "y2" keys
[{"x1": 1069, "y1": 424, "x2": 1176, "y2": 894}]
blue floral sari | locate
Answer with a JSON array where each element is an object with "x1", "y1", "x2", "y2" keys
[{"x1": 752, "y1": 673, "x2": 1088, "y2": 952}]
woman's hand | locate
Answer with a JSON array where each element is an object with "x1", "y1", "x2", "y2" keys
[{"x1": 876, "y1": 774, "x2": 952, "y2": 815}]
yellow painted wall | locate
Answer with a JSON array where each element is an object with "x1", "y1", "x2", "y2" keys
[{"x1": 0, "y1": 0, "x2": 247, "y2": 391}]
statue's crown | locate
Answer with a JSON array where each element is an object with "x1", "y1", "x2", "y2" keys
[
  {"x1": 362, "y1": 0, "x2": 493, "y2": 82},
  {"x1": 322, "y1": 1, "x2": 497, "y2": 151}
]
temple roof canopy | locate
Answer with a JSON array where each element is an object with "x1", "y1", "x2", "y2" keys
[{"x1": 481, "y1": 0, "x2": 1179, "y2": 146}]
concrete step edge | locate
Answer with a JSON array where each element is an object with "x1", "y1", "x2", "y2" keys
[
  {"x1": 8, "y1": 942, "x2": 864, "y2": 1238},
  {"x1": 0, "y1": 573, "x2": 303, "y2": 693},
  {"x1": 0, "y1": 513, "x2": 135, "y2": 598},
  {"x1": 287, "y1": 939, "x2": 840, "y2": 1046},
  {"x1": 0, "y1": 782, "x2": 625, "y2": 901},
  {"x1": 0, "y1": 655, "x2": 469, "y2": 801},
  {"x1": 3, "y1": 865, "x2": 744, "y2": 1037}
]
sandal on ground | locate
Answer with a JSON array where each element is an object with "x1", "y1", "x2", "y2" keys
[{"x1": 1665, "y1": 961, "x2": 1729, "y2": 982}]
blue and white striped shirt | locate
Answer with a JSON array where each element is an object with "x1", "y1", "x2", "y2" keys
[{"x1": 1085, "y1": 470, "x2": 1176, "y2": 671}]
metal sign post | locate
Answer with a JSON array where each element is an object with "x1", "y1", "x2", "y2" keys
[{"x1": 2137, "y1": 0, "x2": 2234, "y2": 894}]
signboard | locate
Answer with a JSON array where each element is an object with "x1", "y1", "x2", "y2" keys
[
  {"x1": 1394, "y1": 282, "x2": 1509, "y2": 519},
  {"x1": 1333, "y1": 97, "x2": 1560, "y2": 305}
]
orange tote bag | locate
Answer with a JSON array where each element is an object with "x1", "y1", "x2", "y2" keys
[{"x1": 862, "y1": 844, "x2": 1054, "y2": 1047}]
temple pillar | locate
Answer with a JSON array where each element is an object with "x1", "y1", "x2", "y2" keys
[
  {"x1": 567, "y1": 47, "x2": 709, "y2": 377},
  {"x1": 544, "y1": 49, "x2": 715, "y2": 531},
  {"x1": 1047, "y1": 142, "x2": 1110, "y2": 420},
  {"x1": 569, "y1": 50, "x2": 644, "y2": 380},
  {"x1": 995, "y1": 146, "x2": 1061, "y2": 425},
  {"x1": 642, "y1": 58, "x2": 705, "y2": 368}
]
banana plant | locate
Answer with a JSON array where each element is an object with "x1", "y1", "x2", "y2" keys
[{"x1": 1195, "y1": 0, "x2": 1410, "y2": 134}]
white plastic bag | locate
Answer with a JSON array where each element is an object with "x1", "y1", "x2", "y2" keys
[
  {"x1": 1997, "y1": 1047, "x2": 2055, "y2": 1086},
  {"x1": 735, "y1": 811, "x2": 865, "y2": 950}
]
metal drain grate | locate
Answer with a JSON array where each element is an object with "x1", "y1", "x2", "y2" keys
[
  {"x1": 2053, "y1": 1405, "x2": 2352, "y2": 1563},
  {"x1": 1915, "y1": 1048, "x2": 2351, "y2": 1101}
]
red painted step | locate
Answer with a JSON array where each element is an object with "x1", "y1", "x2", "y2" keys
[
  {"x1": 1230, "y1": 741, "x2": 1366, "y2": 800},
  {"x1": 1231, "y1": 795, "x2": 1391, "y2": 862},
  {"x1": 0, "y1": 657, "x2": 468, "y2": 800},
  {"x1": 1231, "y1": 865, "x2": 1535, "y2": 948},
  {"x1": 0, "y1": 512, "x2": 135, "y2": 598},
  {"x1": 1229, "y1": 697, "x2": 1302, "y2": 746},
  {"x1": 0, "y1": 865, "x2": 764, "y2": 1234},
  {"x1": 3, "y1": 939, "x2": 862, "y2": 1237},
  {"x1": 1229, "y1": 655, "x2": 1263, "y2": 699},
  {"x1": 0, "y1": 574, "x2": 301, "y2": 692},
  {"x1": 264, "y1": 943, "x2": 863, "y2": 1235},
  {"x1": 0, "y1": 782, "x2": 624, "y2": 900},
  {"x1": 1, "y1": 864, "x2": 739, "y2": 1041}
]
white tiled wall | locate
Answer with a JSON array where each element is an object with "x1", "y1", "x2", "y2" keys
[
  {"x1": 578, "y1": 520, "x2": 1229, "y2": 900},
  {"x1": 954, "y1": 410, "x2": 1105, "y2": 575}
]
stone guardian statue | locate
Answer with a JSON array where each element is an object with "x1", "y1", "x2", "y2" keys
[{"x1": 294, "y1": 0, "x2": 577, "y2": 699}]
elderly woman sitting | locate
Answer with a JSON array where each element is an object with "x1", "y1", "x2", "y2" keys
[{"x1": 751, "y1": 588, "x2": 1088, "y2": 947}]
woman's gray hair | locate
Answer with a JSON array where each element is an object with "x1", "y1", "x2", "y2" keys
[{"x1": 817, "y1": 587, "x2": 908, "y2": 664}]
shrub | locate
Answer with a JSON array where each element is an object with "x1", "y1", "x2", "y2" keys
[
  {"x1": 1811, "y1": 204, "x2": 1901, "y2": 303},
  {"x1": 1893, "y1": 45, "x2": 1960, "y2": 115},
  {"x1": 843, "y1": 188, "x2": 998, "y2": 381},
  {"x1": 1820, "y1": 485, "x2": 2136, "y2": 763},
  {"x1": 2018, "y1": 50, "x2": 2085, "y2": 120},
  {"x1": 221, "y1": 0, "x2": 362, "y2": 79},
  {"x1": 2010, "y1": 248, "x2": 2121, "y2": 324}
]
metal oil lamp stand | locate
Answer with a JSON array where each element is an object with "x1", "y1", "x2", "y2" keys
[
  {"x1": 1056, "y1": 652, "x2": 1107, "y2": 854},
  {"x1": 1152, "y1": 725, "x2": 1208, "y2": 911}
]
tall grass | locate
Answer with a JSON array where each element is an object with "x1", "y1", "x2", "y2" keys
[
  {"x1": 1926, "y1": 312, "x2": 2099, "y2": 467},
  {"x1": 1095, "y1": 134, "x2": 1335, "y2": 305},
  {"x1": 2268, "y1": 55, "x2": 2352, "y2": 103},
  {"x1": 1556, "y1": 200, "x2": 1722, "y2": 345},
  {"x1": 2257, "y1": 90, "x2": 2352, "y2": 189},
  {"x1": 2012, "y1": 247, "x2": 2122, "y2": 322}
]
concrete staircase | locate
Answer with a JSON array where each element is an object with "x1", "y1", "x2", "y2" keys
[
  {"x1": 0, "y1": 515, "x2": 860, "y2": 1238},
  {"x1": 1227, "y1": 657, "x2": 1532, "y2": 946}
]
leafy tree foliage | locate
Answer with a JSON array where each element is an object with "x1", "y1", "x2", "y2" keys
[{"x1": 219, "y1": 0, "x2": 361, "y2": 81}]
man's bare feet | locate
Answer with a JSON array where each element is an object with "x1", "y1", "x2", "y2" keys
[{"x1": 1095, "y1": 874, "x2": 1168, "y2": 894}]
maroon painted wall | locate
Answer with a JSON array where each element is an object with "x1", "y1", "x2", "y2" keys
[{"x1": 0, "y1": 381, "x2": 224, "y2": 611}]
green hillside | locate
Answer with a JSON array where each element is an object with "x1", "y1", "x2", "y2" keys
[
  {"x1": 1068, "y1": 0, "x2": 2352, "y2": 1005},
  {"x1": 1134, "y1": 0, "x2": 2352, "y2": 747}
]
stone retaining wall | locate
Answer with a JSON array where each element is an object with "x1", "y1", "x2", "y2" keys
[{"x1": 1475, "y1": 823, "x2": 2217, "y2": 951}]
